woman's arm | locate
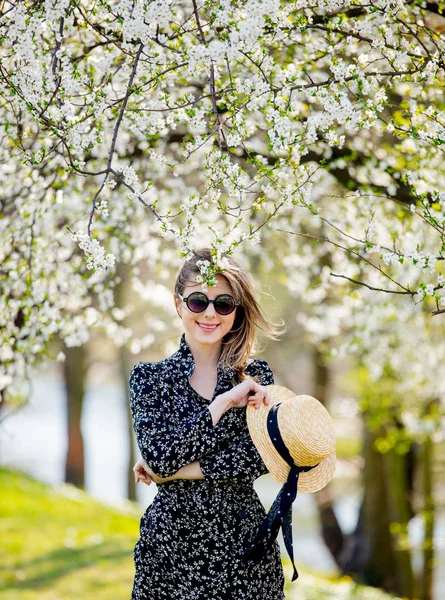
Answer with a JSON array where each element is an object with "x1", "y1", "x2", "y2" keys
[
  {"x1": 157, "y1": 360, "x2": 275, "y2": 484},
  {"x1": 172, "y1": 461, "x2": 205, "y2": 480},
  {"x1": 130, "y1": 362, "x2": 233, "y2": 479},
  {"x1": 130, "y1": 359, "x2": 272, "y2": 480},
  {"x1": 134, "y1": 458, "x2": 204, "y2": 485},
  {"x1": 199, "y1": 359, "x2": 274, "y2": 483}
]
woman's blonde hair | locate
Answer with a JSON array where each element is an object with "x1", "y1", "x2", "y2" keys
[{"x1": 173, "y1": 248, "x2": 285, "y2": 383}]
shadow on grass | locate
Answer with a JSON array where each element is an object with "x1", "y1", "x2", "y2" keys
[{"x1": 5, "y1": 538, "x2": 135, "y2": 590}]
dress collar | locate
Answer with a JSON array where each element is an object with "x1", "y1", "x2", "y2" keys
[{"x1": 171, "y1": 333, "x2": 236, "y2": 381}]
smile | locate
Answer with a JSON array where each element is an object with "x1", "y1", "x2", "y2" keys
[{"x1": 196, "y1": 323, "x2": 220, "y2": 331}]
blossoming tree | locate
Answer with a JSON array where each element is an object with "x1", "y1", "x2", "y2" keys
[{"x1": 2, "y1": 0, "x2": 445, "y2": 389}]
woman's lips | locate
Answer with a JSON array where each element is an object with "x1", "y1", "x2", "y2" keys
[{"x1": 196, "y1": 322, "x2": 220, "y2": 332}]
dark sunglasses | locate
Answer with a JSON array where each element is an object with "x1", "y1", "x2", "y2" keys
[{"x1": 178, "y1": 292, "x2": 239, "y2": 315}]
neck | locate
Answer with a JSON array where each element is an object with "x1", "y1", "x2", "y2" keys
[{"x1": 184, "y1": 333, "x2": 222, "y2": 371}]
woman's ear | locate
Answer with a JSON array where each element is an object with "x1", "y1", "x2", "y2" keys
[{"x1": 174, "y1": 294, "x2": 182, "y2": 319}]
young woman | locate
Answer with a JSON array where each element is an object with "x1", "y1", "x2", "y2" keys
[{"x1": 129, "y1": 248, "x2": 285, "y2": 599}]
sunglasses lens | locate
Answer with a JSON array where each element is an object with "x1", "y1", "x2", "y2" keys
[
  {"x1": 215, "y1": 295, "x2": 236, "y2": 315},
  {"x1": 187, "y1": 293, "x2": 208, "y2": 313}
]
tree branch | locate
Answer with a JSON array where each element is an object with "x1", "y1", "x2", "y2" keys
[{"x1": 87, "y1": 42, "x2": 144, "y2": 235}]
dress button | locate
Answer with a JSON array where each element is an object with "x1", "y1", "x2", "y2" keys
[{"x1": 237, "y1": 509, "x2": 247, "y2": 519}]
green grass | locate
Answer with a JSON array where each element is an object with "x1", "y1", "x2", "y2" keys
[
  {"x1": 0, "y1": 467, "x2": 139, "y2": 599},
  {"x1": 0, "y1": 467, "x2": 400, "y2": 599}
]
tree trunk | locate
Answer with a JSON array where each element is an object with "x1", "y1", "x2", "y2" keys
[
  {"x1": 115, "y1": 263, "x2": 136, "y2": 501},
  {"x1": 420, "y1": 400, "x2": 437, "y2": 600},
  {"x1": 119, "y1": 342, "x2": 136, "y2": 501},
  {"x1": 338, "y1": 414, "x2": 416, "y2": 598},
  {"x1": 421, "y1": 435, "x2": 435, "y2": 600},
  {"x1": 358, "y1": 421, "x2": 397, "y2": 589},
  {"x1": 313, "y1": 346, "x2": 345, "y2": 563},
  {"x1": 63, "y1": 343, "x2": 87, "y2": 488},
  {"x1": 383, "y1": 445, "x2": 415, "y2": 598},
  {"x1": 327, "y1": 406, "x2": 397, "y2": 584}
]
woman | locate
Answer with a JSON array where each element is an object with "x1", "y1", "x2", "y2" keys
[{"x1": 129, "y1": 248, "x2": 286, "y2": 599}]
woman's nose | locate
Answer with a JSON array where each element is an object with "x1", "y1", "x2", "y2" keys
[{"x1": 203, "y1": 301, "x2": 217, "y2": 316}]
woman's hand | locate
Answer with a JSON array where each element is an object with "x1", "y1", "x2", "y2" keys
[
  {"x1": 133, "y1": 457, "x2": 172, "y2": 485},
  {"x1": 133, "y1": 457, "x2": 154, "y2": 486},
  {"x1": 224, "y1": 377, "x2": 271, "y2": 410}
]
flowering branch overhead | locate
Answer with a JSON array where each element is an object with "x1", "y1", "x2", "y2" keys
[{"x1": 2, "y1": 0, "x2": 445, "y2": 389}]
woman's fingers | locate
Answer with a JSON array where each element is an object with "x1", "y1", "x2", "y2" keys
[
  {"x1": 247, "y1": 397, "x2": 259, "y2": 409},
  {"x1": 133, "y1": 457, "x2": 154, "y2": 485},
  {"x1": 133, "y1": 460, "x2": 145, "y2": 474},
  {"x1": 249, "y1": 387, "x2": 269, "y2": 402},
  {"x1": 253, "y1": 382, "x2": 270, "y2": 401},
  {"x1": 135, "y1": 472, "x2": 152, "y2": 485},
  {"x1": 134, "y1": 464, "x2": 151, "y2": 484},
  {"x1": 248, "y1": 389, "x2": 270, "y2": 409}
]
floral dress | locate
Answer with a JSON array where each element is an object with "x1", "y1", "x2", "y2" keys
[{"x1": 129, "y1": 333, "x2": 285, "y2": 600}]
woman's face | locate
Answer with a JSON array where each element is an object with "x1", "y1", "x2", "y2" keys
[{"x1": 174, "y1": 275, "x2": 238, "y2": 345}]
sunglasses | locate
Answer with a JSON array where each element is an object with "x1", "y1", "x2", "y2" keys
[{"x1": 178, "y1": 292, "x2": 239, "y2": 315}]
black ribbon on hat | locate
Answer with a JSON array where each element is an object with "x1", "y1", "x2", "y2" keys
[{"x1": 242, "y1": 402, "x2": 319, "y2": 582}]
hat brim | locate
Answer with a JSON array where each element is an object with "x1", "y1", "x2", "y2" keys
[{"x1": 246, "y1": 385, "x2": 337, "y2": 493}]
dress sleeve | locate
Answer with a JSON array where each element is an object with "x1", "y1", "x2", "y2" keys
[
  {"x1": 129, "y1": 362, "x2": 229, "y2": 478},
  {"x1": 200, "y1": 359, "x2": 274, "y2": 483}
]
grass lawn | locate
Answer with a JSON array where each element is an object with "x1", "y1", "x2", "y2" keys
[
  {"x1": 1, "y1": 467, "x2": 139, "y2": 599},
  {"x1": 0, "y1": 467, "x2": 399, "y2": 599}
]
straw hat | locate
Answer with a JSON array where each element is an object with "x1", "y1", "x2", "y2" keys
[{"x1": 246, "y1": 384, "x2": 337, "y2": 493}]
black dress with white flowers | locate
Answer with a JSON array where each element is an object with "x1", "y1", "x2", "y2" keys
[{"x1": 129, "y1": 333, "x2": 285, "y2": 600}]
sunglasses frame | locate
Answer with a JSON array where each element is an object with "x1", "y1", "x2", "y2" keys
[{"x1": 178, "y1": 292, "x2": 239, "y2": 315}]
